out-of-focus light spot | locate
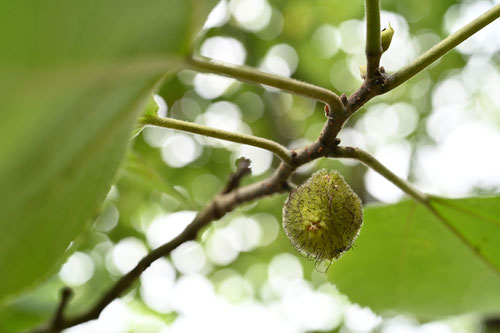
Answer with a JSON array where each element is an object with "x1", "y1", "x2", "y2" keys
[
  {"x1": 154, "y1": 94, "x2": 168, "y2": 117},
  {"x1": 99, "y1": 300, "x2": 132, "y2": 333},
  {"x1": 415, "y1": 31, "x2": 441, "y2": 55},
  {"x1": 161, "y1": 133, "x2": 202, "y2": 168},
  {"x1": 146, "y1": 211, "x2": 197, "y2": 249},
  {"x1": 256, "y1": 7, "x2": 284, "y2": 40},
  {"x1": 245, "y1": 263, "x2": 268, "y2": 288},
  {"x1": 381, "y1": 316, "x2": 419, "y2": 333},
  {"x1": 194, "y1": 74, "x2": 235, "y2": 100},
  {"x1": 236, "y1": 92, "x2": 264, "y2": 122},
  {"x1": 365, "y1": 142, "x2": 411, "y2": 203},
  {"x1": 203, "y1": 0, "x2": 230, "y2": 30},
  {"x1": 344, "y1": 304, "x2": 382, "y2": 332},
  {"x1": 172, "y1": 241, "x2": 207, "y2": 275},
  {"x1": 94, "y1": 204, "x2": 119, "y2": 233},
  {"x1": 432, "y1": 76, "x2": 469, "y2": 110},
  {"x1": 417, "y1": 122, "x2": 500, "y2": 197},
  {"x1": 201, "y1": 101, "x2": 242, "y2": 132},
  {"x1": 311, "y1": 24, "x2": 341, "y2": 58},
  {"x1": 205, "y1": 227, "x2": 241, "y2": 265},
  {"x1": 330, "y1": 58, "x2": 359, "y2": 92},
  {"x1": 410, "y1": 75, "x2": 432, "y2": 101},
  {"x1": 64, "y1": 300, "x2": 134, "y2": 333},
  {"x1": 59, "y1": 252, "x2": 95, "y2": 287},
  {"x1": 233, "y1": 145, "x2": 273, "y2": 176},
  {"x1": 230, "y1": 217, "x2": 262, "y2": 252},
  {"x1": 252, "y1": 212, "x2": 279, "y2": 246},
  {"x1": 268, "y1": 44, "x2": 298, "y2": 74},
  {"x1": 445, "y1": 1, "x2": 500, "y2": 55},
  {"x1": 172, "y1": 97, "x2": 202, "y2": 120},
  {"x1": 357, "y1": 103, "x2": 418, "y2": 145},
  {"x1": 229, "y1": 0, "x2": 272, "y2": 32},
  {"x1": 260, "y1": 55, "x2": 292, "y2": 77},
  {"x1": 143, "y1": 126, "x2": 170, "y2": 148},
  {"x1": 339, "y1": 20, "x2": 364, "y2": 55},
  {"x1": 201, "y1": 37, "x2": 246, "y2": 65},
  {"x1": 218, "y1": 274, "x2": 254, "y2": 303},
  {"x1": 420, "y1": 322, "x2": 455, "y2": 333},
  {"x1": 282, "y1": 288, "x2": 344, "y2": 332},
  {"x1": 268, "y1": 253, "x2": 303, "y2": 297},
  {"x1": 177, "y1": 69, "x2": 196, "y2": 86},
  {"x1": 140, "y1": 258, "x2": 176, "y2": 313},
  {"x1": 194, "y1": 36, "x2": 246, "y2": 99},
  {"x1": 171, "y1": 275, "x2": 216, "y2": 315},
  {"x1": 111, "y1": 237, "x2": 148, "y2": 275},
  {"x1": 197, "y1": 101, "x2": 246, "y2": 149}
]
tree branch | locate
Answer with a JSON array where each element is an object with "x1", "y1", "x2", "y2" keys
[
  {"x1": 188, "y1": 55, "x2": 345, "y2": 115},
  {"x1": 140, "y1": 114, "x2": 292, "y2": 164},
  {"x1": 386, "y1": 3, "x2": 500, "y2": 91},
  {"x1": 330, "y1": 146, "x2": 429, "y2": 204},
  {"x1": 365, "y1": 0, "x2": 382, "y2": 78}
]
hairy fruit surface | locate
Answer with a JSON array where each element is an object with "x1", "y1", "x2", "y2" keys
[{"x1": 282, "y1": 169, "x2": 363, "y2": 262}]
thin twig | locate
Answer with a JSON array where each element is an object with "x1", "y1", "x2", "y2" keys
[
  {"x1": 386, "y1": 3, "x2": 500, "y2": 91},
  {"x1": 31, "y1": 288, "x2": 73, "y2": 333},
  {"x1": 330, "y1": 146, "x2": 429, "y2": 204},
  {"x1": 188, "y1": 55, "x2": 345, "y2": 115},
  {"x1": 365, "y1": 0, "x2": 382, "y2": 78},
  {"x1": 222, "y1": 157, "x2": 252, "y2": 194},
  {"x1": 141, "y1": 114, "x2": 292, "y2": 164}
]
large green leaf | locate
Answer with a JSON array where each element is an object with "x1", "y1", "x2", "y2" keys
[
  {"x1": 0, "y1": 0, "x2": 217, "y2": 301},
  {"x1": 329, "y1": 196, "x2": 500, "y2": 318}
]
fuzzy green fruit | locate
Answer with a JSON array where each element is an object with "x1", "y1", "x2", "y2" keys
[{"x1": 282, "y1": 169, "x2": 363, "y2": 262}]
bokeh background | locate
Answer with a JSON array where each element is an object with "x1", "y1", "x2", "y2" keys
[{"x1": 2, "y1": 0, "x2": 500, "y2": 332}]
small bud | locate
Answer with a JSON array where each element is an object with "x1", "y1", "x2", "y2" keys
[
  {"x1": 359, "y1": 65, "x2": 367, "y2": 79},
  {"x1": 381, "y1": 22, "x2": 394, "y2": 53},
  {"x1": 282, "y1": 169, "x2": 363, "y2": 263}
]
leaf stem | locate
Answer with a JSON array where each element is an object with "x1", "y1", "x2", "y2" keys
[
  {"x1": 331, "y1": 146, "x2": 429, "y2": 204},
  {"x1": 365, "y1": 0, "x2": 382, "y2": 78},
  {"x1": 188, "y1": 55, "x2": 344, "y2": 113},
  {"x1": 140, "y1": 114, "x2": 292, "y2": 164},
  {"x1": 387, "y1": 3, "x2": 500, "y2": 90}
]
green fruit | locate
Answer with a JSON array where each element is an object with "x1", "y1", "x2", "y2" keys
[
  {"x1": 381, "y1": 22, "x2": 394, "y2": 53},
  {"x1": 282, "y1": 169, "x2": 363, "y2": 262}
]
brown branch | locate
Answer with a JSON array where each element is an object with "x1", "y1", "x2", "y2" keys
[
  {"x1": 31, "y1": 288, "x2": 73, "y2": 333},
  {"x1": 32, "y1": 158, "x2": 298, "y2": 332},
  {"x1": 222, "y1": 157, "x2": 252, "y2": 194}
]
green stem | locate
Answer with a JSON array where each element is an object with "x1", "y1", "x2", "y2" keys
[
  {"x1": 141, "y1": 114, "x2": 292, "y2": 164},
  {"x1": 387, "y1": 3, "x2": 500, "y2": 90},
  {"x1": 331, "y1": 146, "x2": 428, "y2": 204},
  {"x1": 365, "y1": 0, "x2": 382, "y2": 77},
  {"x1": 188, "y1": 55, "x2": 344, "y2": 113}
]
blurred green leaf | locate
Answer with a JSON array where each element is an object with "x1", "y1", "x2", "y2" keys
[
  {"x1": 0, "y1": 0, "x2": 217, "y2": 302},
  {"x1": 329, "y1": 196, "x2": 500, "y2": 318}
]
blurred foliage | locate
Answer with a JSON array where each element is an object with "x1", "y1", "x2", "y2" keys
[{"x1": 1, "y1": 0, "x2": 499, "y2": 332}]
